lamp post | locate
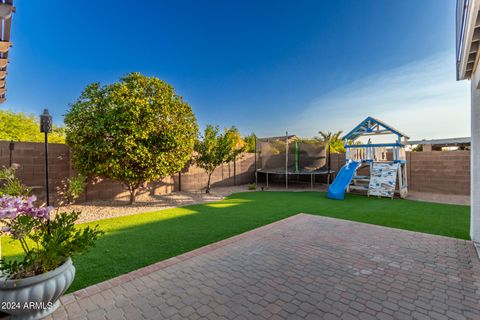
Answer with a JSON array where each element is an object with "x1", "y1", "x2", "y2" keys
[
  {"x1": 40, "y1": 109, "x2": 52, "y2": 206},
  {"x1": 8, "y1": 140, "x2": 14, "y2": 167}
]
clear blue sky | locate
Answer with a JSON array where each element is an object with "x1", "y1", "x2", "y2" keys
[{"x1": 1, "y1": 0, "x2": 469, "y2": 139}]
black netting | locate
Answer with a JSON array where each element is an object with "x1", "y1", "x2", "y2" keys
[{"x1": 256, "y1": 138, "x2": 326, "y2": 173}]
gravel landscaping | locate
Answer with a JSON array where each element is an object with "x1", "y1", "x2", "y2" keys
[
  {"x1": 63, "y1": 185, "x2": 253, "y2": 224},
  {"x1": 54, "y1": 184, "x2": 468, "y2": 225}
]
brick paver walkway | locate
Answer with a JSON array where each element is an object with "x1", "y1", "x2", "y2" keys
[{"x1": 48, "y1": 214, "x2": 480, "y2": 320}]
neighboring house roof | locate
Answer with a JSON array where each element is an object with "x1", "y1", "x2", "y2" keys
[
  {"x1": 406, "y1": 137, "x2": 471, "y2": 146},
  {"x1": 0, "y1": 0, "x2": 14, "y2": 103},
  {"x1": 456, "y1": 0, "x2": 480, "y2": 80},
  {"x1": 257, "y1": 135, "x2": 298, "y2": 142},
  {"x1": 342, "y1": 116, "x2": 410, "y2": 141}
]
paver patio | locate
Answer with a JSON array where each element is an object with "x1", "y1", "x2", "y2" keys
[{"x1": 47, "y1": 214, "x2": 480, "y2": 320}]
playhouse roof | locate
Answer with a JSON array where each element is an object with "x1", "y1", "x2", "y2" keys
[{"x1": 342, "y1": 117, "x2": 410, "y2": 141}]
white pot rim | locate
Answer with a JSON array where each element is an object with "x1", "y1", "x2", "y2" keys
[{"x1": 0, "y1": 257, "x2": 73, "y2": 289}]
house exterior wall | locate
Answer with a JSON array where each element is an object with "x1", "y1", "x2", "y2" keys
[
  {"x1": 470, "y1": 69, "x2": 480, "y2": 243},
  {"x1": 456, "y1": 0, "x2": 480, "y2": 244}
]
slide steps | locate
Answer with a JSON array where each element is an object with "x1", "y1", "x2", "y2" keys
[
  {"x1": 349, "y1": 185, "x2": 369, "y2": 191},
  {"x1": 350, "y1": 175, "x2": 370, "y2": 192}
]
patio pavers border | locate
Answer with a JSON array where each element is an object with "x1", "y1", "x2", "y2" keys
[
  {"x1": 62, "y1": 212, "x2": 479, "y2": 307},
  {"x1": 60, "y1": 214, "x2": 301, "y2": 306}
]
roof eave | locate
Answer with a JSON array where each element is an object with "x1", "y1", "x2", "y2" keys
[{"x1": 457, "y1": 0, "x2": 480, "y2": 80}]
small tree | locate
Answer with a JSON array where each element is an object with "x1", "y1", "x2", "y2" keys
[
  {"x1": 243, "y1": 133, "x2": 256, "y2": 153},
  {"x1": 56, "y1": 174, "x2": 86, "y2": 206},
  {"x1": 65, "y1": 73, "x2": 198, "y2": 204},
  {"x1": 195, "y1": 125, "x2": 244, "y2": 193},
  {"x1": 317, "y1": 131, "x2": 343, "y2": 184}
]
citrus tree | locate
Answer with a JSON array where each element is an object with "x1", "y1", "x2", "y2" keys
[
  {"x1": 65, "y1": 73, "x2": 198, "y2": 204},
  {"x1": 195, "y1": 125, "x2": 244, "y2": 193}
]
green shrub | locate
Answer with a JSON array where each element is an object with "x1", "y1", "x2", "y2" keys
[
  {"x1": 0, "y1": 166, "x2": 30, "y2": 197},
  {"x1": 57, "y1": 174, "x2": 86, "y2": 206}
]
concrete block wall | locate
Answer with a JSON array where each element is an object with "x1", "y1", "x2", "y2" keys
[
  {"x1": 0, "y1": 141, "x2": 256, "y2": 203},
  {"x1": 83, "y1": 176, "x2": 175, "y2": 202},
  {"x1": 174, "y1": 153, "x2": 256, "y2": 191},
  {"x1": 407, "y1": 151, "x2": 470, "y2": 195},
  {"x1": 329, "y1": 152, "x2": 346, "y2": 174},
  {"x1": 0, "y1": 141, "x2": 71, "y2": 203},
  {"x1": 329, "y1": 151, "x2": 471, "y2": 196},
  {"x1": 0, "y1": 140, "x2": 471, "y2": 201}
]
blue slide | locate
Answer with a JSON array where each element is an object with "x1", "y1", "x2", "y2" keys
[{"x1": 327, "y1": 161, "x2": 361, "y2": 200}]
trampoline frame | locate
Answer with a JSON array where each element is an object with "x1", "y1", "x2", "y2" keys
[
  {"x1": 255, "y1": 168, "x2": 334, "y2": 190},
  {"x1": 254, "y1": 131, "x2": 332, "y2": 190}
]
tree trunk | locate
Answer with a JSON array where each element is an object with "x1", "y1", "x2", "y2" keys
[
  {"x1": 206, "y1": 172, "x2": 212, "y2": 194},
  {"x1": 128, "y1": 187, "x2": 137, "y2": 204}
]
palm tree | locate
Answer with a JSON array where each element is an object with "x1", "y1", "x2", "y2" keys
[{"x1": 318, "y1": 131, "x2": 343, "y2": 184}]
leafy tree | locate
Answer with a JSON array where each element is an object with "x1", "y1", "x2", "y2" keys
[
  {"x1": 317, "y1": 131, "x2": 345, "y2": 154},
  {"x1": 195, "y1": 125, "x2": 244, "y2": 193},
  {"x1": 411, "y1": 144, "x2": 423, "y2": 152},
  {"x1": 65, "y1": 73, "x2": 198, "y2": 204},
  {"x1": 0, "y1": 109, "x2": 66, "y2": 143},
  {"x1": 243, "y1": 133, "x2": 256, "y2": 153}
]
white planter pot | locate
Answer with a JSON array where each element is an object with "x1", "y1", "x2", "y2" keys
[{"x1": 0, "y1": 258, "x2": 75, "y2": 320}]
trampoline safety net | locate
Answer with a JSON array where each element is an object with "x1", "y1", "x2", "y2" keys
[{"x1": 256, "y1": 137, "x2": 327, "y2": 174}]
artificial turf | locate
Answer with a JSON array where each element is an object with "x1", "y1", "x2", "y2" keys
[{"x1": 1, "y1": 191, "x2": 469, "y2": 292}]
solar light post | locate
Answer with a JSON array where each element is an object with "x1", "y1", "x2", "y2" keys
[{"x1": 40, "y1": 109, "x2": 52, "y2": 206}]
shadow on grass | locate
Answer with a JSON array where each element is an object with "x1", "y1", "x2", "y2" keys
[{"x1": 2, "y1": 191, "x2": 470, "y2": 292}]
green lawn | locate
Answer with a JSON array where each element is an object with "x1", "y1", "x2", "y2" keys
[{"x1": 2, "y1": 191, "x2": 469, "y2": 292}]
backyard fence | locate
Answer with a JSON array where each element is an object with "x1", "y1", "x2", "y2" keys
[
  {"x1": 0, "y1": 141, "x2": 256, "y2": 204},
  {"x1": 0, "y1": 140, "x2": 471, "y2": 204},
  {"x1": 328, "y1": 151, "x2": 470, "y2": 196}
]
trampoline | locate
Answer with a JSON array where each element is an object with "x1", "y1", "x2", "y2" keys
[{"x1": 254, "y1": 133, "x2": 334, "y2": 189}]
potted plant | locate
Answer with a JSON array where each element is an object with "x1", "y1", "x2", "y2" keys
[{"x1": 0, "y1": 194, "x2": 103, "y2": 319}]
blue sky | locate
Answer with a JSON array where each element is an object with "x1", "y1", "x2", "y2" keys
[{"x1": 1, "y1": 0, "x2": 469, "y2": 139}]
